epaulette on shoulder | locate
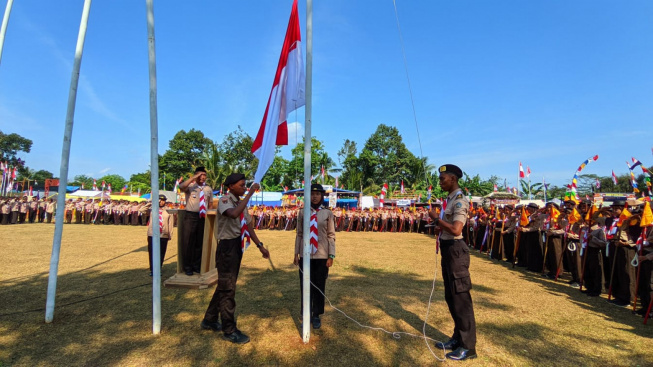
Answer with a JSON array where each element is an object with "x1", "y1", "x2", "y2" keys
[{"x1": 455, "y1": 193, "x2": 464, "y2": 200}]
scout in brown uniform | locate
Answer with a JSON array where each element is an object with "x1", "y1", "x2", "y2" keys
[
  {"x1": 27, "y1": 197, "x2": 38, "y2": 223},
  {"x1": 179, "y1": 166, "x2": 213, "y2": 275},
  {"x1": 147, "y1": 195, "x2": 174, "y2": 276},
  {"x1": 38, "y1": 198, "x2": 47, "y2": 222},
  {"x1": 294, "y1": 184, "x2": 336, "y2": 329},
  {"x1": 201, "y1": 173, "x2": 269, "y2": 344},
  {"x1": 10, "y1": 198, "x2": 19, "y2": 224},
  {"x1": 18, "y1": 197, "x2": 28, "y2": 223},
  {"x1": 46, "y1": 198, "x2": 57, "y2": 223},
  {"x1": 431, "y1": 164, "x2": 476, "y2": 361},
  {"x1": 0, "y1": 199, "x2": 10, "y2": 224}
]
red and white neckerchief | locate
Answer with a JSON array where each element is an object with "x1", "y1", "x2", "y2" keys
[
  {"x1": 607, "y1": 219, "x2": 619, "y2": 239},
  {"x1": 198, "y1": 185, "x2": 206, "y2": 218},
  {"x1": 159, "y1": 209, "x2": 164, "y2": 234},
  {"x1": 310, "y1": 208, "x2": 319, "y2": 254},
  {"x1": 240, "y1": 212, "x2": 251, "y2": 252}
]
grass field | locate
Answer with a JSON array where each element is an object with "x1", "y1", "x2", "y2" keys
[{"x1": 1, "y1": 224, "x2": 652, "y2": 366}]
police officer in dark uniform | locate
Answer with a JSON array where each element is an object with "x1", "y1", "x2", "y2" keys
[{"x1": 431, "y1": 164, "x2": 477, "y2": 361}]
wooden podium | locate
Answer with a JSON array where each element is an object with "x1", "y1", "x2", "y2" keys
[{"x1": 163, "y1": 209, "x2": 219, "y2": 289}]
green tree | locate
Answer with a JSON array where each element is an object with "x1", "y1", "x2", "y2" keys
[
  {"x1": 160, "y1": 129, "x2": 212, "y2": 189},
  {"x1": 337, "y1": 139, "x2": 359, "y2": 190},
  {"x1": 71, "y1": 175, "x2": 93, "y2": 188},
  {"x1": 218, "y1": 126, "x2": 258, "y2": 176},
  {"x1": 358, "y1": 124, "x2": 420, "y2": 188},
  {"x1": 129, "y1": 171, "x2": 151, "y2": 193},
  {"x1": 32, "y1": 170, "x2": 54, "y2": 182},
  {"x1": 287, "y1": 137, "x2": 333, "y2": 186},
  {"x1": 99, "y1": 174, "x2": 127, "y2": 192},
  {"x1": 0, "y1": 130, "x2": 32, "y2": 168}
]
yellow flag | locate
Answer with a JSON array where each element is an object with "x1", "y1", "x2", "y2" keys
[
  {"x1": 641, "y1": 201, "x2": 653, "y2": 227},
  {"x1": 520, "y1": 206, "x2": 529, "y2": 227},
  {"x1": 568, "y1": 208, "x2": 581, "y2": 224},
  {"x1": 550, "y1": 206, "x2": 560, "y2": 223},
  {"x1": 617, "y1": 206, "x2": 632, "y2": 226},
  {"x1": 584, "y1": 204, "x2": 596, "y2": 222}
]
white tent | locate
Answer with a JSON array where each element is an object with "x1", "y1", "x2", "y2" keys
[{"x1": 67, "y1": 190, "x2": 107, "y2": 198}]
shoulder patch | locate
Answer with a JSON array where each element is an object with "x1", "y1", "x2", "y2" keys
[
  {"x1": 221, "y1": 197, "x2": 229, "y2": 203},
  {"x1": 455, "y1": 193, "x2": 463, "y2": 199},
  {"x1": 455, "y1": 202, "x2": 462, "y2": 208}
]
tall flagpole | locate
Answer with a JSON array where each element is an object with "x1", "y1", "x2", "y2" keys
[
  {"x1": 46, "y1": 0, "x2": 92, "y2": 323},
  {"x1": 301, "y1": 0, "x2": 313, "y2": 344},
  {"x1": 145, "y1": 0, "x2": 162, "y2": 335},
  {"x1": 0, "y1": 0, "x2": 14, "y2": 66}
]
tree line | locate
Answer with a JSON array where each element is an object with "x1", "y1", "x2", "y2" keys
[{"x1": 1, "y1": 127, "x2": 650, "y2": 200}]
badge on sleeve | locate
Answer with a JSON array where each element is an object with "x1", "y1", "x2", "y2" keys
[
  {"x1": 221, "y1": 197, "x2": 228, "y2": 203},
  {"x1": 456, "y1": 202, "x2": 462, "y2": 208}
]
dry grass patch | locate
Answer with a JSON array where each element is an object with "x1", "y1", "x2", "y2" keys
[{"x1": 0, "y1": 224, "x2": 652, "y2": 366}]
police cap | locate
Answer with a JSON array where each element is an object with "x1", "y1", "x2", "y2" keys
[{"x1": 438, "y1": 164, "x2": 463, "y2": 179}]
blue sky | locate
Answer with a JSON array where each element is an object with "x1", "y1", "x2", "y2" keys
[{"x1": 0, "y1": 0, "x2": 652, "y2": 188}]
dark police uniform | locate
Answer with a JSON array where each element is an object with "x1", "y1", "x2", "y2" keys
[{"x1": 437, "y1": 167, "x2": 477, "y2": 357}]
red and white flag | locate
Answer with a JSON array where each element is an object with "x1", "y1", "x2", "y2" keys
[
  {"x1": 526, "y1": 166, "x2": 531, "y2": 178},
  {"x1": 400, "y1": 180, "x2": 405, "y2": 194},
  {"x1": 519, "y1": 162, "x2": 525, "y2": 179},
  {"x1": 107, "y1": 184, "x2": 112, "y2": 193},
  {"x1": 380, "y1": 183, "x2": 388, "y2": 208},
  {"x1": 493, "y1": 184, "x2": 498, "y2": 192},
  {"x1": 252, "y1": 0, "x2": 305, "y2": 183},
  {"x1": 612, "y1": 170, "x2": 618, "y2": 185},
  {"x1": 93, "y1": 179, "x2": 97, "y2": 191},
  {"x1": 595, "y1": 178, "x2": 600, "y2": 190},
  {"x1": 321, "y1": 165, "x2": 325, "y2": 179},
  {"x1": 335, "y1": 176, "x2": 338, "y2": 189}
]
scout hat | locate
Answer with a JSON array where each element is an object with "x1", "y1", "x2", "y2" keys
[
  {"x1": 224, "y1": 173, "x2": 246, "y2": 187},
  {"x1": 158, "y1": 194, "x2": 167, "y2": 201},
  {"x1": 310, "y1": 183, "x2": 326, "y2": 193}
]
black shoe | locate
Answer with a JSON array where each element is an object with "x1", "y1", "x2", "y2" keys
[
  {"x1": 568, "y1": 282, "x2": 580, "y2": 289},
  {"x1": 223, "y1": 330, "x2": 250, "y2": 344},
  {"x1": 586, "y1": 292, "x2": 600, "y2": 297},
  {"x1": 435, "y1": 338, "x2": 460, "y2": 350},
  {"x1": 200, "y1": 319, "x2": 222, "y2": 332},
  {"x1": 608, "y1": 299, "x2": 630, "y2": 307},
  {"x1": 193, "y1": 268, "x2": 201, "y2": 274},
  {"x1": 633, "y1": 308, "x2": 647, "y2": 316},
  {"x1": 446, "y1": 347, "x2": 477, "y2": 361},
  {"x1": 185, "y1": 270, "x2": 194, "y2": 276},
  {"x1": 311, "y1": 316, "x2": 321, "y2": 329}
]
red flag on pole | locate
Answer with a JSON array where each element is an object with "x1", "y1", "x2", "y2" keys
[
  {"x1": 612, "y1": 170, "x2": 618, "y2": 185},
  {"x1": 252, "y1": 0, "x2": 305, "y2": 183},
  {"x1": 400, "y1": 180, "x2": 405, "y2": 194},
  {"x1": 526, "y1": 166, "x2": 531, "y2": 178},
  {"x1": 519, "y1": 162, "x2": 525, "y2": 179}
]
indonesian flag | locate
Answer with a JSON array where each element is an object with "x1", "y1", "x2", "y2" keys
[
  {"x1": 493, "y1": 184, "x2": 498, "y2": 192},
  {"x1": 595, "y1": 178, "x2": 600, "y2": 190},
  {"x1": 252, "y1": 0, "x2": 305, "y2": 183},
  {"x1": 93, "y1": 179, "x2": 97, "y2": 191},
  {"x1": 527, "y1": 166, "x2": 531, "y2": 178},
  {"x1": 427, "y1": 185, "x2": 432, "y2": 201},
  {"x1": 107, "y1": 183, "x2": 112, "y2": 193},
  {"x1": 519, "y1": 162, "x2": 525, "y2": 179},
  {"x1": 321, "y1": 165, "x2": 325, "y2": 179},
  {"x1": 401, "y1": 180, "x2": 405, "y2": 194},
  {"x1": 29, "y1": 186, "x2": 33, "y2": 196},
  {"x1": 380, "y1": 183, "x2": 388, "y2": 208},
  {"x1": 612, "y1": 170, "x2": 618, "y2": 185},
  {"x1": 11, "y1": 167, "x2": 16, "y2": 180}
]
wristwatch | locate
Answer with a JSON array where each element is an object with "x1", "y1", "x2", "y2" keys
[
  {"x1": 257, "y1": 242, "x2": 264, "y2": 248},
  {"x1": 329, "y1": 254, "x2": 335, "y2": 259}
]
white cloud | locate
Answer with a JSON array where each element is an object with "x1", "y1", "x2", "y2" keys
[
  {"x1": 98, "y1": 167, "x2": 111, "y2": 174},
  {"x1": 287, "y1": 121, "x2": 304, "y2": 145}
]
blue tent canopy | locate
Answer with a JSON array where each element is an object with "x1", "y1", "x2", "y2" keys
[{"x1": 282, "y1": 188, "x2": 360, "y2": 195}]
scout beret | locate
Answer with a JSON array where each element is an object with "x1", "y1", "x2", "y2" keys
[
  {"x1": 158, "y1": 194, "x2": 167, "y2": 201},
  {"x1": 438, "y1": 164, "x2": 463, "y2": 179},
  {"x1": 224, "y1": 173, "x2": 246, "y2": 187},
  {"x1": 311, "y1": 183, "x2": 326, "y2": 193},
  {"x1": 611, "y1": 200, "x2": 626, "y2": 207},
  {"x1": 194, "y1": 166, "x2": 207, "y2": 173},
  {"x1": 527, "y1": 203, "x2": 539, "y2": 209}
]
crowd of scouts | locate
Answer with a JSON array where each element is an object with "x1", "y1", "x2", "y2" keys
[
  {"x1": 465, "y1": 197, "x2": 653, "y2": 318},
  {"x1": 251, "y1": 205, "x2": 437, "y2": 234},
  {"x1": 0, "y1": 196, "x2": 57, "y2": 224}
]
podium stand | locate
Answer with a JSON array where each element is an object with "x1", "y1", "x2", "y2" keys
[{"x1": 164, "y1": 209, "x2": 219, "y2": 289}]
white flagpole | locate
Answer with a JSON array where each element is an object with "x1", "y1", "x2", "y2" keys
[
  {"x1": 145, "y1": 0, "x2": 161, "y2": 335},
  {"x1": 46, "y1": 0, "x2": 92, "y2": 323},
  {"x1": 301, "y1": 0, "x2": 313, "y2": 344},
  {"x1": 0, "y1": 0, "x2": 14, "y2": 66}
]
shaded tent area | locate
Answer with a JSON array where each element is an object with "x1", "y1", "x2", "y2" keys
[
  {"x1": 282, "y1": 188, "x2": 361, "y2": 208},
  {"x1": 248, "y1": 191, "x2": 283, "y2": 207}
]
